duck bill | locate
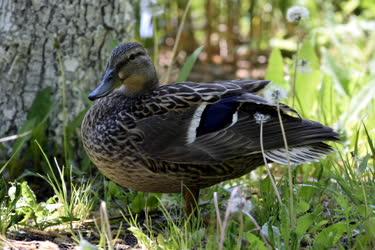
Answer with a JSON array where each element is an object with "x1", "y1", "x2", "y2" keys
[{"x1": 88, "y1": 69, "x2": 116, "y2": 101}]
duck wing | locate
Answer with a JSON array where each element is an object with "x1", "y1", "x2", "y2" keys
[{"x1": 133, "y1": 80, "x2": 338, "y2": 165}]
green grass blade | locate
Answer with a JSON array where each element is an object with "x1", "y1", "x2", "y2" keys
[
  {"x1": 177, "y1": 46, "x2": 204, "y2": 82},
  {"x1": 0, "y1": 141, "x2": 24, "y2": 175},
  {"x1": 362, "y1": 122, "x2": 375, "y2": 165}
]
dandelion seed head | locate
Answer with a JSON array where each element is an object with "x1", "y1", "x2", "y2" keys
[
  {"x1": 272, "y1": 90, "x2": 282, "y2": 101},
  {"x1": 287, "y1": 6, "x2": 309, "y2": 23},
  {"x1": 227, "y1": 187, "x2": 253, "y2": 214},
  {"x1": 264, "y1": 85, "x2": 288, "y2": 104},
  {"x1": 254, "y1": 112, "x2": 271, "y2": 124}
]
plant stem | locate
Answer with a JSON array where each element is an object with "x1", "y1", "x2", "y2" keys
[
  {"x1": 213, "y1": 192, "x2": 223, "y2": 233},
  {"x1": 100, "y1": 201, "x2": 114, "y2": 250},
  {"x1": 218, "y1": 205, "x2": 230, "y2": 250},
  {"x1": 360, "y1": 179, "x2": 368, "y2": 218},
  {"x1": 236, "y1": 214, "x2": 244, "y2": 249},
  {"x1": 276, "y1": 102, "x2": 296, "y2": 229},
  {"x1": 165, "y1": 0, "x2": 193, "y2": 83},
  {"x1": 291, "y1": 41, "x2": 300, "y2": 108},
  {"x1": 259, "y1": 120, "x2": 283, "y2": 205},
  {"x1": 153, "y1": 16, "x2": 159, "y2": 72},
  {"x1": 243, "y1": 211, "x2": 272, "y2": 249}
]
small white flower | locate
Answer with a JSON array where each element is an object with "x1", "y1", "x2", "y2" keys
[
  {"x1": 227, "y1": 187, "x2": 253, "y2": 214},
  {"x1": 254, "y1": 112, "x2": 271, "y2": 124},
  {"x1": 8, "y1": 185, "x2": 17, "y2": 201},
  {"x1": 264, "y1": 85, "x2": 288, "y2": 104},
  {"x1": 287, "y1": 6, "x2": 309, "y2": 23},
  {"x1": 297, "y1": 59, "x2": 312, "y2": 73}
]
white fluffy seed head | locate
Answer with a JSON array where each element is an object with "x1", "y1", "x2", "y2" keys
[
  {"x1": 254, "y1": 112, "x2": 271, "y2": 124},
  {"x1": 287, "y1": 6, "x2": 309, "y2": 23},
  {"x1": 264, "y1": 85, "x2": 288, "y2": 104},
  {"x1": 227, "y1": 187, "x2": 253, "y2": 214}
]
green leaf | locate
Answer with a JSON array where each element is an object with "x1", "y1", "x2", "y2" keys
[
  {"x1": 364, "y1": 217, "x2": 375, "y2": 239},
  {"x1": 106, "y1": 181, "x2": 127, "y2": 201},
  {"x1": 266, "y1": 48, "x2": 287, "y2": 88},
  {"x1": 8, "y1": 183, "x2": 22, "y2": 208},
  {"x1": 299, "y1": 40, "x2": 320, "y2": 68},
  {"x1": 314, "y1": 219, "x2": 329, "y2": 229},
  {"x1": 65, "y1": 108, "x2": 88, "y2": 168},
  {"x1": 298, "y1": 184, "x2": 319, "y2": 202},
  {"x1": 26, "y1": 87, "x2": 53, "y2": 122},
  {"x1": 10, "y1": 87, "x2": 53, "y2": 163},
  {"x1": 319, "y1": 76, "x2": 339, "y2": 124},
  {"x1": 145, "y1": 194, "x2": 160, "y2": 210},
  {"x1": 258, "y1": 176, "x2": 278, "y2": 220},
  {"x1": 245, "y1": 232, "x2": 268, "y2": 250},
  {"x1": 14, "y1": 182, "x2": 40, "y2": 224},
  {"x1": 296, "y1": 200, "x2": 310, "y2": 215},
  {"x1": 279, "y1": 204, "x2": 291, "y2": 246},
  {"x1": 177, "y1": 46, "x2": 204, "y2": 82},
  {"x1": 296, "y1": 213, "x2": 314, "y2": 240},
  {"x1": 335, "y1": 194, "x2": 350, "y2": 211},
  {"x1": 295, "y1": 40, "x2": 321, "y2": 115},
  {"x1": 313, "y1": 222, "x2": 348, "y2": 249},
  {"x1": 20, "y1": 181, "x2": 37, "y2": 206},
  {"x1": 130, "y1": 193, "x2": 146, "y2": 213},
  {"x1": 338, "y1": 80, "x2": 375, "y2": 126},
  {"x1": 9, "y1": 119, "x2": 36, "y2": 161},
  {"x1": 323, "y1": 50, "x2": 351, "y2": 96},
  {"x1": 362, "y1": 0, "x2": 375, "y2": 12}
]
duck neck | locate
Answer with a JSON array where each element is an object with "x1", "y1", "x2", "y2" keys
[{"x1": 124, "y1": 65, "x2": 159, "y2": 97}]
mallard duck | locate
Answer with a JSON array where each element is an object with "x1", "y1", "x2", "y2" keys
[{"x1": 81, "y1": 42, "x2": 339, "y2": 214}]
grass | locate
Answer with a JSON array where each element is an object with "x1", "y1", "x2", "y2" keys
[
  {"x1": 1, "y1": 2, "x2": 375, "y2": 249},
  {"x1": 4, "y1": 138, "x2": 374, "y2": 249}
]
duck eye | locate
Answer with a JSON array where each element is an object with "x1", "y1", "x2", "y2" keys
[{"x1": 129, "y1": 54, "x2": 136, "y2": 60}]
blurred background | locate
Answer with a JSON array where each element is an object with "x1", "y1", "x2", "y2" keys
[{"x1": 138, "y1": 0, "x2": 375, "y2": 82}]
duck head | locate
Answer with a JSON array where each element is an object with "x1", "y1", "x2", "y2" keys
[{"x1": 88, "y1": 42, "x2": 158, "y2": 100}]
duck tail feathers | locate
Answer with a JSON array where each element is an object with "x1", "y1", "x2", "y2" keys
[{"x1": 265, "y1": 142, "x2": 335, "y2": 165}]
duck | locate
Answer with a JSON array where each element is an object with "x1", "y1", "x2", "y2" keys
[{"x1": 81, "y1": 42, "x2": 339, "y2": 214}]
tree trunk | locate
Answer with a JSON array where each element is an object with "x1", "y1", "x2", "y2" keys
[{"x1": 0, "y1": 0, "x2": 135, "y2": 159}]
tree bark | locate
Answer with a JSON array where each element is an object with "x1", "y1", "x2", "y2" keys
[{"x1": 0, "y1": 0, "x2": 135, "y2": 156}]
